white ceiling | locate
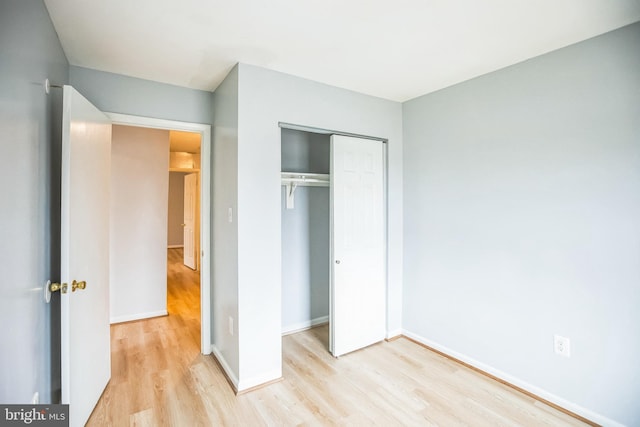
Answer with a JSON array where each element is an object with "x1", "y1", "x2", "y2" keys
[{"x1": 44, "y1": 0, "x2": 640, "y2": 102}]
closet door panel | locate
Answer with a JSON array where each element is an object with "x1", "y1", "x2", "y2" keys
[{"x1": 331, "y1": 135, "x2": 385, "y2": 357}]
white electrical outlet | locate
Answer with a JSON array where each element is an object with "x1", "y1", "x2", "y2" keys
[
  {"x1": 31, "y1": 392, "x2": 39, "y2": 404},
  {"x1": 554, "y1": 335, "x2": 571, "y2": 358},
  {"x1": 228, "y1": 316, "x2": 234, "y2": 335}
]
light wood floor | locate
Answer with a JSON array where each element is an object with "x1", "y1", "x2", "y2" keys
[{"x1": 88, "y1": 249, "x2": 589, "y2": 426}]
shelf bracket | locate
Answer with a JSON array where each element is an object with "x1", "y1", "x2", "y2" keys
[{"x1": 285, "y1": 182, "x2": 298, "y2": 209}]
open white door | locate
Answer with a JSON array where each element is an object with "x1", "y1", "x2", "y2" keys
[
  {"x1": 60, "y1": 86, "x2": 111, "y2": 426},
  {"x1": 183, "y1": 173, "x2": 197, "y2": 270},
  {"x1": 330, "y1": 135, "x2": 386, "y2": 357}
]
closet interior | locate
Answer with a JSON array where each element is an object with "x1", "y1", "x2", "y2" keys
[{"x1": 281, "y1": 128, "x2": 331, "y2": 347}]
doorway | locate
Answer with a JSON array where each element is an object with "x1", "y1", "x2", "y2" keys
[
  {"x1": 280, "y1": 126, "x2": 387, "y2": 358},
  {"x1": 107, "y1": 113, "x2": 211, "y2": 354},
  {"x1": 167, "y1": 130, "x2": 202, "y2": 272},
  {"x1": 280, "y1": 128, "x2": 330, "y2": 349}
]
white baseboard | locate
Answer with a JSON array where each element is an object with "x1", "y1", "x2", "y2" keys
[
  {"x1": 386, "y1": 328, "x2": 403, "y2": 340},
  {"x1": 211, "y1": 345, "x2": 281, "y2": 393},
  {"x1": 282, "y1": 315, "x2": 329, "y2": 336},
  {"x1": 211, "y1": 345, "x2": 239, "y2": 391},
  {"x1": 110, "y1": 310, "x2": 167, "y2": 324},
  {"x1": 167, "y1": 245, "x2": 184, "y2": 249},
  {"x1": 237, "y1": 369, "x2": 282, "y2": 392},
  {"x1": 402, "y1": 330, "x2": 622, "y2": 427}
]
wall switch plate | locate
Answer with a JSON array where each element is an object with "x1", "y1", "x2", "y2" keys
[
  {"x1": 554, "y1": 334, "x2": 571, "y2": 357},
  {"x1": 228, "y1": 316, "x2": 234, "y2": 335},
  {"x1": 228, "y1": 207, "x2": 233, "y2": 223}
]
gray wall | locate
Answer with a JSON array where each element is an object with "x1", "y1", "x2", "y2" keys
[
  {"x1": 168, "y1": 172, "x2": 187, "y2": 247},
  {"x1": 212, "y1": 65, "x2": 240, "y2": 381},
  {"x1": 402, "y1": 22, "x2": 640, "y2": 426},
  {"x1": 281, "y1": 129, "x2": 330, "y2": 333},
  {"x1": 0, "y1": 0, "x2": 68, "y2": 403},
  {"x1": 69, "y1": 66, "x2": 213, "y2": 124},
  {"x1": 281, "y1": 129, "x2": 331, "y2": 174},
  {"x1": 234, "y1": 63, "x2": 403, "y2": 389}
]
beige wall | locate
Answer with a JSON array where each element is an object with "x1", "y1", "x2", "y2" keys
[{"x1": 110, "y1": 125, "x2": 170, "y2": 323}]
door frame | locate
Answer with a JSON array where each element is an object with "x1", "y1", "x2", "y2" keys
[{"x1": 107, "y1": 112, "x2": 212, "y2": 354}]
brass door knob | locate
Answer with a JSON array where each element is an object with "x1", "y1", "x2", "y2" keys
[
  {"x1": 49, "y1": 282, "x2": 68, "y2": 294},
  {"x1": 72, "y1": 280, "x2": 87, "y2": 292}
]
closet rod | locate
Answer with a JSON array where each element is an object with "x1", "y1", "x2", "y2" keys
[
  {"x1": 281, "y1": 172, "x2": 329, "y2": 209},
  {"x1": 278, "y1": 122, "x2": 387, "y2": 143},
  {"x1": 281, "y1": 172, "x2": 329, "y2": 187}
]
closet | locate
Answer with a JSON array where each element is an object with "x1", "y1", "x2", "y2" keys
[
  {"x1": 281, "y1": 127, "x2": 386, "y2": 357},
  {"x1": 281, "y1": 129, "x2": 331, "y2": 337}
]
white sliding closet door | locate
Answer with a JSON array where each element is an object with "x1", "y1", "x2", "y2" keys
[{"x1": 330, "y1": 134, "x2": 385, "y2": 357}]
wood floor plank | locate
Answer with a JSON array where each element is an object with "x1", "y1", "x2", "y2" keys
[{"x1": 87, "y1": 248, "x2": 591, "y2": 426}]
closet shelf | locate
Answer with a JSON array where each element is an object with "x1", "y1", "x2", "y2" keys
[
  {"x1": 281, "y1": 172, "x2": 329, "y2": 209},
  {"x1": 281, "y1": 172, "x2": 329, "y2": 187}
]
